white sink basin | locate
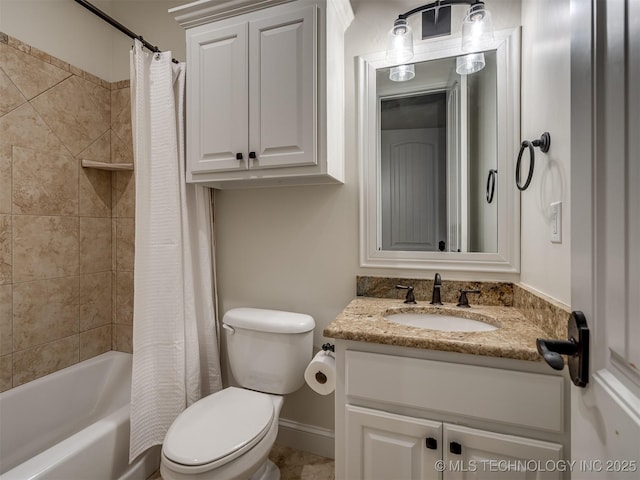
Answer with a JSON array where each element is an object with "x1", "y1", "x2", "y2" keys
[{"x1": 384, "y1": 312, "x2": 498, "y2": 332}]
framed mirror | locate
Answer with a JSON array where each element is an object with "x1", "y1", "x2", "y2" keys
[{"x1": 358, "y1": 28, "x2": 521, "y2": 273}]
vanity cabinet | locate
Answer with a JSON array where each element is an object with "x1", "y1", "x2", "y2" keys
[
  {"x1": 172, "y1": 0, "x2": 353, "y2": 188},
  {"x1": 336, "y1": 346, "x2": 569, "y2": 480}
]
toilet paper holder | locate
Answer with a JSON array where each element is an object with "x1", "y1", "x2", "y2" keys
[{"x1": 321, "y1": 343, "x2": 335, "y2": 353}]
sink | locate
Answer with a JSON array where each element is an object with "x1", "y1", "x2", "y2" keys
[{"x1": 384, "y1": 312, "x2": 498, "y2": 332}]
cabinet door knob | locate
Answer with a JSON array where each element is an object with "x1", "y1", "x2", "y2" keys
[
  {"x1": 236, "y1": 153, "x2": 244, "y2": 160},
  {"x1": 449, "y1": 441, "x2": 462, "y2": 455},
  {"x1": 249, "y1": 151, "x2": 257, "y2": 159},
  {"x1": 425, "y1": 437, "x2": 438, "y2": 450}
]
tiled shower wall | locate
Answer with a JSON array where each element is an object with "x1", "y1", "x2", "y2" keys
[{"x1": 0, "y1": 34, "x2": 135, "y2": 391}]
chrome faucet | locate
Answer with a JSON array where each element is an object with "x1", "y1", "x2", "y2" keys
[
  {"x1": 396, "y1": 285, "x2": 416, "y2": 304},
  {"x1": 430, "y1": 273, "x2": 443, "y2": 305}
]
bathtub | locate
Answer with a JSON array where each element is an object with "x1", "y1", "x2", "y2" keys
[{"x1": 0, "y1": 351, "x2": 160, "y2": 480}]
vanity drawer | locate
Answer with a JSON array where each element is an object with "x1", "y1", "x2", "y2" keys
[{"x1": 345, "y1": 350, "x2": 564, "y2": 433}]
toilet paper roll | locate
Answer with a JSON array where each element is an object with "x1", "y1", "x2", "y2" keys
[{"x1": 304, "y1": 351, "x2": 336, "y2": 395}]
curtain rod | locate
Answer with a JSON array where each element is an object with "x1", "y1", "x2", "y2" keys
[{"x1": 73, "y1": 0, "x2": 179, "y2": 63}]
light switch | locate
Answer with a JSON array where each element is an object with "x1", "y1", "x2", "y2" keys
[{"x1": 550, "y1": 201, "x2": 562, "y2": 243}]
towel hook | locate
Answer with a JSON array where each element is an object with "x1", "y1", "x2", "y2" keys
[{"x1": 516, "y1": 132, "x2": 550, "y2": 191}]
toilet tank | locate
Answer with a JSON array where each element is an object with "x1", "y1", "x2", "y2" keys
[{"x1": 223, "y1": 308, "x2": 315, "y2": 395}]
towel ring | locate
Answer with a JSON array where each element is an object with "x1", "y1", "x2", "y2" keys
[
  {"x1": 516, "y1": 132, "x2": 551, "y2": 191},
  {"x1": 486, "y1": 169, "x2": 497, "y2": 203}
]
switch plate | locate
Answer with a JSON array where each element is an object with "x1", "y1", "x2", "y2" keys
[{"x1": 550, "y1": 201, "x2": 562, "y2": 243}]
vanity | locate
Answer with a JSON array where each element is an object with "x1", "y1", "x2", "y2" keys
[{"x1": 325, "y1": 279, "x2": 571, "y2": 480}]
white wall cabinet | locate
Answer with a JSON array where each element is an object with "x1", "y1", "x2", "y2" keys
[
  {"x1": 335, "y1": 345, "x2": 570, "y2": 480},
  {"x1": 172, "y1": 0, "x2": 353, "y2": 189}
]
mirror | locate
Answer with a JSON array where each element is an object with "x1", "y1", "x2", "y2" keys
[{"x1": 358, "y1": 28, "x2": 521, "y2": 273}]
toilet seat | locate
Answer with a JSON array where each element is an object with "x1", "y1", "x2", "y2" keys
[{"x1": 163, "y1": 387, "x2": 274, "y2": 470}]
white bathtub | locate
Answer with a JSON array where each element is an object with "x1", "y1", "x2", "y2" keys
[{"x1": 0, "y1": 351, "x2": 160, "y2": 480}]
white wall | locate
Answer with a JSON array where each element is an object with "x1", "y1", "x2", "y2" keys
[
  {"x1": 0, "y1": 0, "x2": 116, "y2": 80},
  {"x1": 0, "y1": 0, "x2": 185, "y2": 82},
  {"x1": 519, "y1": 0, "x2": 572, "y2": 306}
]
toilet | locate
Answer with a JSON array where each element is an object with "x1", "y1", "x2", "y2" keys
[{"x1": 160, "y1": 308, "x2": 315, "y2": 480}]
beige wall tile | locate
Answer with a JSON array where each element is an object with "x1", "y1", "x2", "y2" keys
[
  {"x1": 13, "y1": 215, "x2": 79, "y2": 283},
  {"x1": 12, "y1": 146, "x2": 78, "y2": 216},
  {"x1": 0, "y1": 285, "x2": 11, "y2": 355},
  {"x1": 113, "y1": 324, "x2": 132, "y2": 353},
  {"x1": 0, "y1": 103, "x2": 71, "y2": 156},
  {"x1": 111, "y1": 130, "x2": 134, "y2": 165},
  {"x1": 13, "y1": 276, "x2": 79, "y2": 350},
  {"x1": 0, "y1": 43, "x2": 71, "y2": 100},
  {"x1": 111, "y1": 87, "x2": 132, "y2": 144},
  {"x1": 30, "y1": 76, "x2": 110, "y2": 156},
  {"x1": 0, "y1": 143, "x2": 11, "y2": 214},
  {"x1": 79, "y1": 166, "x2": 112, "y2": 218},
  {"x1": 114, "y1": 171, "x2": 135, "y2": 218},
  {"x1": 116, "y1": 218, "x2": 135, "y2": 272},
  {"x1": 81, "y1": 77, "x2": 110, "y2": 121},
  {"x1": 115, "y1": 271, "x2": 133, "y2": 326},
  {"x1": 80, "y1": 272, "x2": 111, "y2": 331},
  {"x1": 13, "y1": 335, "x2": 78, "y2": 386},
  {"x1": 0, "y1": 354, "x2": 11, "y2": 392},
  {"x1": 80, "y1": 217, "x2": 112, "y2": 274},
  {"x1": 79, "y1": 325, "x2": 111, "y2": 361},
  {"x1": 0, "y1": 215, "x2": 10, "y2": 285},
  {"x1": 0, "y1": 67, "x2": 26, "y2": 115},
  {"x1": 78, "y1": 130, "x2": 110, "y2": 163}
]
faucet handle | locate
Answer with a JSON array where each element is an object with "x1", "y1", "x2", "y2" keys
[
  {"x1": 457, "y1": 289, "x2": 481, "y2": 308},
  {"x1": 396, "y1": 285, "x2": 417, "y2": 304}
]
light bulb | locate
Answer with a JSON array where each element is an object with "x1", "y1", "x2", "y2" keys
[
  {"x1": 389, "y1": 64, "x2": 415, "y2": 82},
  {"x1": 386, "y1": 18, "x2": 414, "y2": 63},
  {"x1": 461, "y1": 4, "x2": 494, "y2": 52},
  {"x1": 456, "y1": 52, "x2": 486, "y2": 75}
]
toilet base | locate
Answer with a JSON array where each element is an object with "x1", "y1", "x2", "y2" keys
[{"x1": 250, "y1": 459, "x2": 280, "y2": 480}]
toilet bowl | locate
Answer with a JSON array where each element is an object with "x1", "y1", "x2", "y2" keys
[{"x1": 160, "y1": 308, "x2": 315, "y2": 480}]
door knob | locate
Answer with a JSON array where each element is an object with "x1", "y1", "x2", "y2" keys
[{"x1": 536, "y1": 311, "x2": 589, "y2": 387}]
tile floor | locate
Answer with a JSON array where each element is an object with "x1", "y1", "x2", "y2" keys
[{"x1": 148, "y1": 443, "x2": 335, "y2": 480}]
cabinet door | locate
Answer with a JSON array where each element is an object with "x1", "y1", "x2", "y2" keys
[
  {"x1": 248, "y1": 5, "x2": 317, "y2": 169},
  {"x1": 346, "y1": 405, "x2": 442, "y2": 480},
  {"x1": 187, "y1": 22, "x2": 248, "y2": 173},
  {"x1": 443, "y1": 424, "x2": 563, "y2": 480}
]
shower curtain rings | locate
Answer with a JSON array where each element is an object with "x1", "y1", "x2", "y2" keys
[{"x1": 516, "y1": 132, "x2": 550, "y2": 191}]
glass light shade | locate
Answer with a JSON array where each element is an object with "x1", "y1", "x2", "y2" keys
[
  {"x1": 386, "y1": 19, "x2": 414, "y2": 63},
  {"x1": 389, "y1": 64, "x2": 415, "y2": 82},
  {"x1": 456, "y1": 52, "x2": 486, "y2": 75},
  {"x1": 461, "y1": 4, "x2": 494, "y2": 52}
]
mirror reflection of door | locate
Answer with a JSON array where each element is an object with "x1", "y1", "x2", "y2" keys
[{"x1": 380, "y1": 93, "x2": 447, "y2": 251}]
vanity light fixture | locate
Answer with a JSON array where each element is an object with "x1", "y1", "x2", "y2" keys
[{"x1": 386, "y1": 0, "x2": 494, "y2": 80}]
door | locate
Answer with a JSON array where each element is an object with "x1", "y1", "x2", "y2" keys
[
  {"x1": 380, "y1": 128, "x2": 447, "y2": 251},
  {"x1": 443, "y1": 424, "x2": 562, "y2": 480},
  {"x1": 248, "y1": 5, "x2": 317, "y2": 169},
  {"x1": 571, "y1": 0, "x2": 640, "y2": 476},
  {"x1": 345, "y1": 405, "x2": 442, "y2": 480},
  {"x1": 187, "y1": 22, "x2": 248, "y2": 173}
]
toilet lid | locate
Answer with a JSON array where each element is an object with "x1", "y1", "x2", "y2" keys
[{"x1": 163, "y1": 387, "x2": 274, "y2": 467}]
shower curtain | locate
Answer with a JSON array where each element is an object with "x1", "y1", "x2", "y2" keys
[{"x1": 128, "y1": 39, "x2": 222, "y2": 462}]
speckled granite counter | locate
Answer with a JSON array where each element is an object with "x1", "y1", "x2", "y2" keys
[{"x1": 323, "y1": 297, "x2": 561, "y2": 362}]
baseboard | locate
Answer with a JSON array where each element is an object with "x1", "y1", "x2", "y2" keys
[{"x1": 276, "y1": 418, "x2": 335, "y2": 459}]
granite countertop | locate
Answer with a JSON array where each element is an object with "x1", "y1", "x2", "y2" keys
[{"x1": 323, "y1": 297, "x2": 554, "y2": 362}]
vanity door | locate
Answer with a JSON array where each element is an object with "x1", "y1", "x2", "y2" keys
[{"x1": 346, "y1": 404, "x2": 442, "y2": 480}]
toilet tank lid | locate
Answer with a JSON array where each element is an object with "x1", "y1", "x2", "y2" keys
[{"x1": 223, "y1": 308, "x2": 315, "y2": 334}]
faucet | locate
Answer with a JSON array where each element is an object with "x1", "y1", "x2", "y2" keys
[
  {"x1": 395, "y1": 285, "x2": 416, "y2": 304},
  {"x1": 457, "y1": 289, "x2": 481, "y2": 308},
  {"x1": 430, "y1": 273, "x2": 442, "y2": 305}
]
